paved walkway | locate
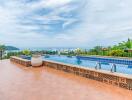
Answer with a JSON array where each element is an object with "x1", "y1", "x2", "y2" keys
[{"x1": 0, "y1": 60, "x2": 132, "y2": 100}]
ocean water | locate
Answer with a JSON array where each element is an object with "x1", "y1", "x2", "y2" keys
[
  {"x1": 12, "y1": 47, "x2": 89, "y2": 51},
  {"x1": 5, "y1": 47, "x2": 85, "y2": 55}
]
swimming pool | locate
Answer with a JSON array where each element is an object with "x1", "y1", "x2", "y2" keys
[{"x1": 43, "y1": 55, "x2": 132, "y2": 75}]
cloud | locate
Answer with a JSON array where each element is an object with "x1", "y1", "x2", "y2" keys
[
  {"x1": 0, "y1": 0, "x2": 132, "y2": 48},
  {"x1": 66, "y1": 0, "x2": 132, "y2": 47}
]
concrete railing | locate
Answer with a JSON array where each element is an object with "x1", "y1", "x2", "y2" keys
[
  {"x1": 43, "y1": 60, "x2": 132, "y2": 91},
  {"x1": 10, "y1": 56, "x2": 31, "y2": 67}
]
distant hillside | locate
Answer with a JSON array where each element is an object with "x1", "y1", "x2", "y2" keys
[{"x1": 5, "y1": 46, "x2": 19, "y2": 50}]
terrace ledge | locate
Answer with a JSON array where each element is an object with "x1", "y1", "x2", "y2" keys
[{"x1": 43, "y1": 59, "x2": 132, "y2": 79}]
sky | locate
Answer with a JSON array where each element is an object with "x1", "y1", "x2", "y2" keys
[{"x1": 0, "y1": 0, "x2": 132, "y2": 48}]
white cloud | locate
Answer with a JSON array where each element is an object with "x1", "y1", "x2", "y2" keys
[
  {"x1": 66, "y1": 0, "x2": 132, "y2": 47},
  {"x1": 29, "y1": 0, "x2": 74, "y2": 9},
  {"x1": 1, "y1": 0, "x2": 132, "y2": 48}
]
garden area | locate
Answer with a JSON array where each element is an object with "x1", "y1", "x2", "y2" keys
[
  {"x1": 60, "y1": 38, "x2": 132, "y2": 57},
  {"x1": 0, "y1": 38, "x2": 132, "y2": 60}
]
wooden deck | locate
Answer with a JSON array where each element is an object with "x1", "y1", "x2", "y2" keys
[{"x1": 0, "y1": 59, "x2": 132, "y2": 100}]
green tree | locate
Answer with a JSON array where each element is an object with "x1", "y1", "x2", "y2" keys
[
  {"x1": 112, "y1": 38, "x2": 132, "y2": 50},
  {"x1": 22, "y1": 49, "x2": 31, "y2": 56},
  {"x1": 89, "y1": 46, "x2": 103, "y2": 55},
  {"x1": 0, "y1": 44, "x2": 5, "y2": 60},
  {"x1": 125, "y1": 38, "x2": 132, "y2": 49},
  {"x1": 108, "y1": 50, "x2": 124, "y2": 57}
]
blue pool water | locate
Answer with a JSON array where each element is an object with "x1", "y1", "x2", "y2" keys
[{"x1": 43, "y1": 55, "x2": 132, "y2": 75}]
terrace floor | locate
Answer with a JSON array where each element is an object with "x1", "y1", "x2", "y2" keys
[{"x1": 0, "y1": 60, "x2": 132, "y2": 100}]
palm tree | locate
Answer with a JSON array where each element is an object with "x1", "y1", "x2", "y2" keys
[
  {"x1": 112, "y1": 38, "x2": 132, "y2": 50},
  {"x1": 0, "y1": 44, "x2": 5, "y2": 60},
  {"x1": 125, "y1": 38, "x2": 132, "y2": 49}
]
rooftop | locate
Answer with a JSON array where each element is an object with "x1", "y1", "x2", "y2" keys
[{"x1": 0, "y1": 60, "x2": 132, "y2": 100}]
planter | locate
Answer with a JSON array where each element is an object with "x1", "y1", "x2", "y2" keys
[{"x1": 31, "y1": 55, "x2": 43, "y2": 67}]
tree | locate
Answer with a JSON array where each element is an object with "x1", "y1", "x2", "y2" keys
[
  {"x1": 22, "y1": 49, "x2": 31, "y2": 56},
  {"x1": 111, "y1": 38, "x2": 132, "y2": 50},
  {"x1": 89, "y1": 46, "x2": 103, "y2": 55},
  {"x1": 108, "y1": 49, "x2": 124, "y2": 56},
  {"x1": 125, "y1": 38, "x2": 132, "y2": 49},
  {"x1": 0, "y1": 44, "x2": 5, "y2": 60}
]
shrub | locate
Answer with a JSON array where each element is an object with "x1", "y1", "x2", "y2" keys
[
  {"x1": 108, "y1": 50, "x2": 124, "y2": 56},
  {"x1": 22, "y1": 49, "x2": 31, "y2": 56}
]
